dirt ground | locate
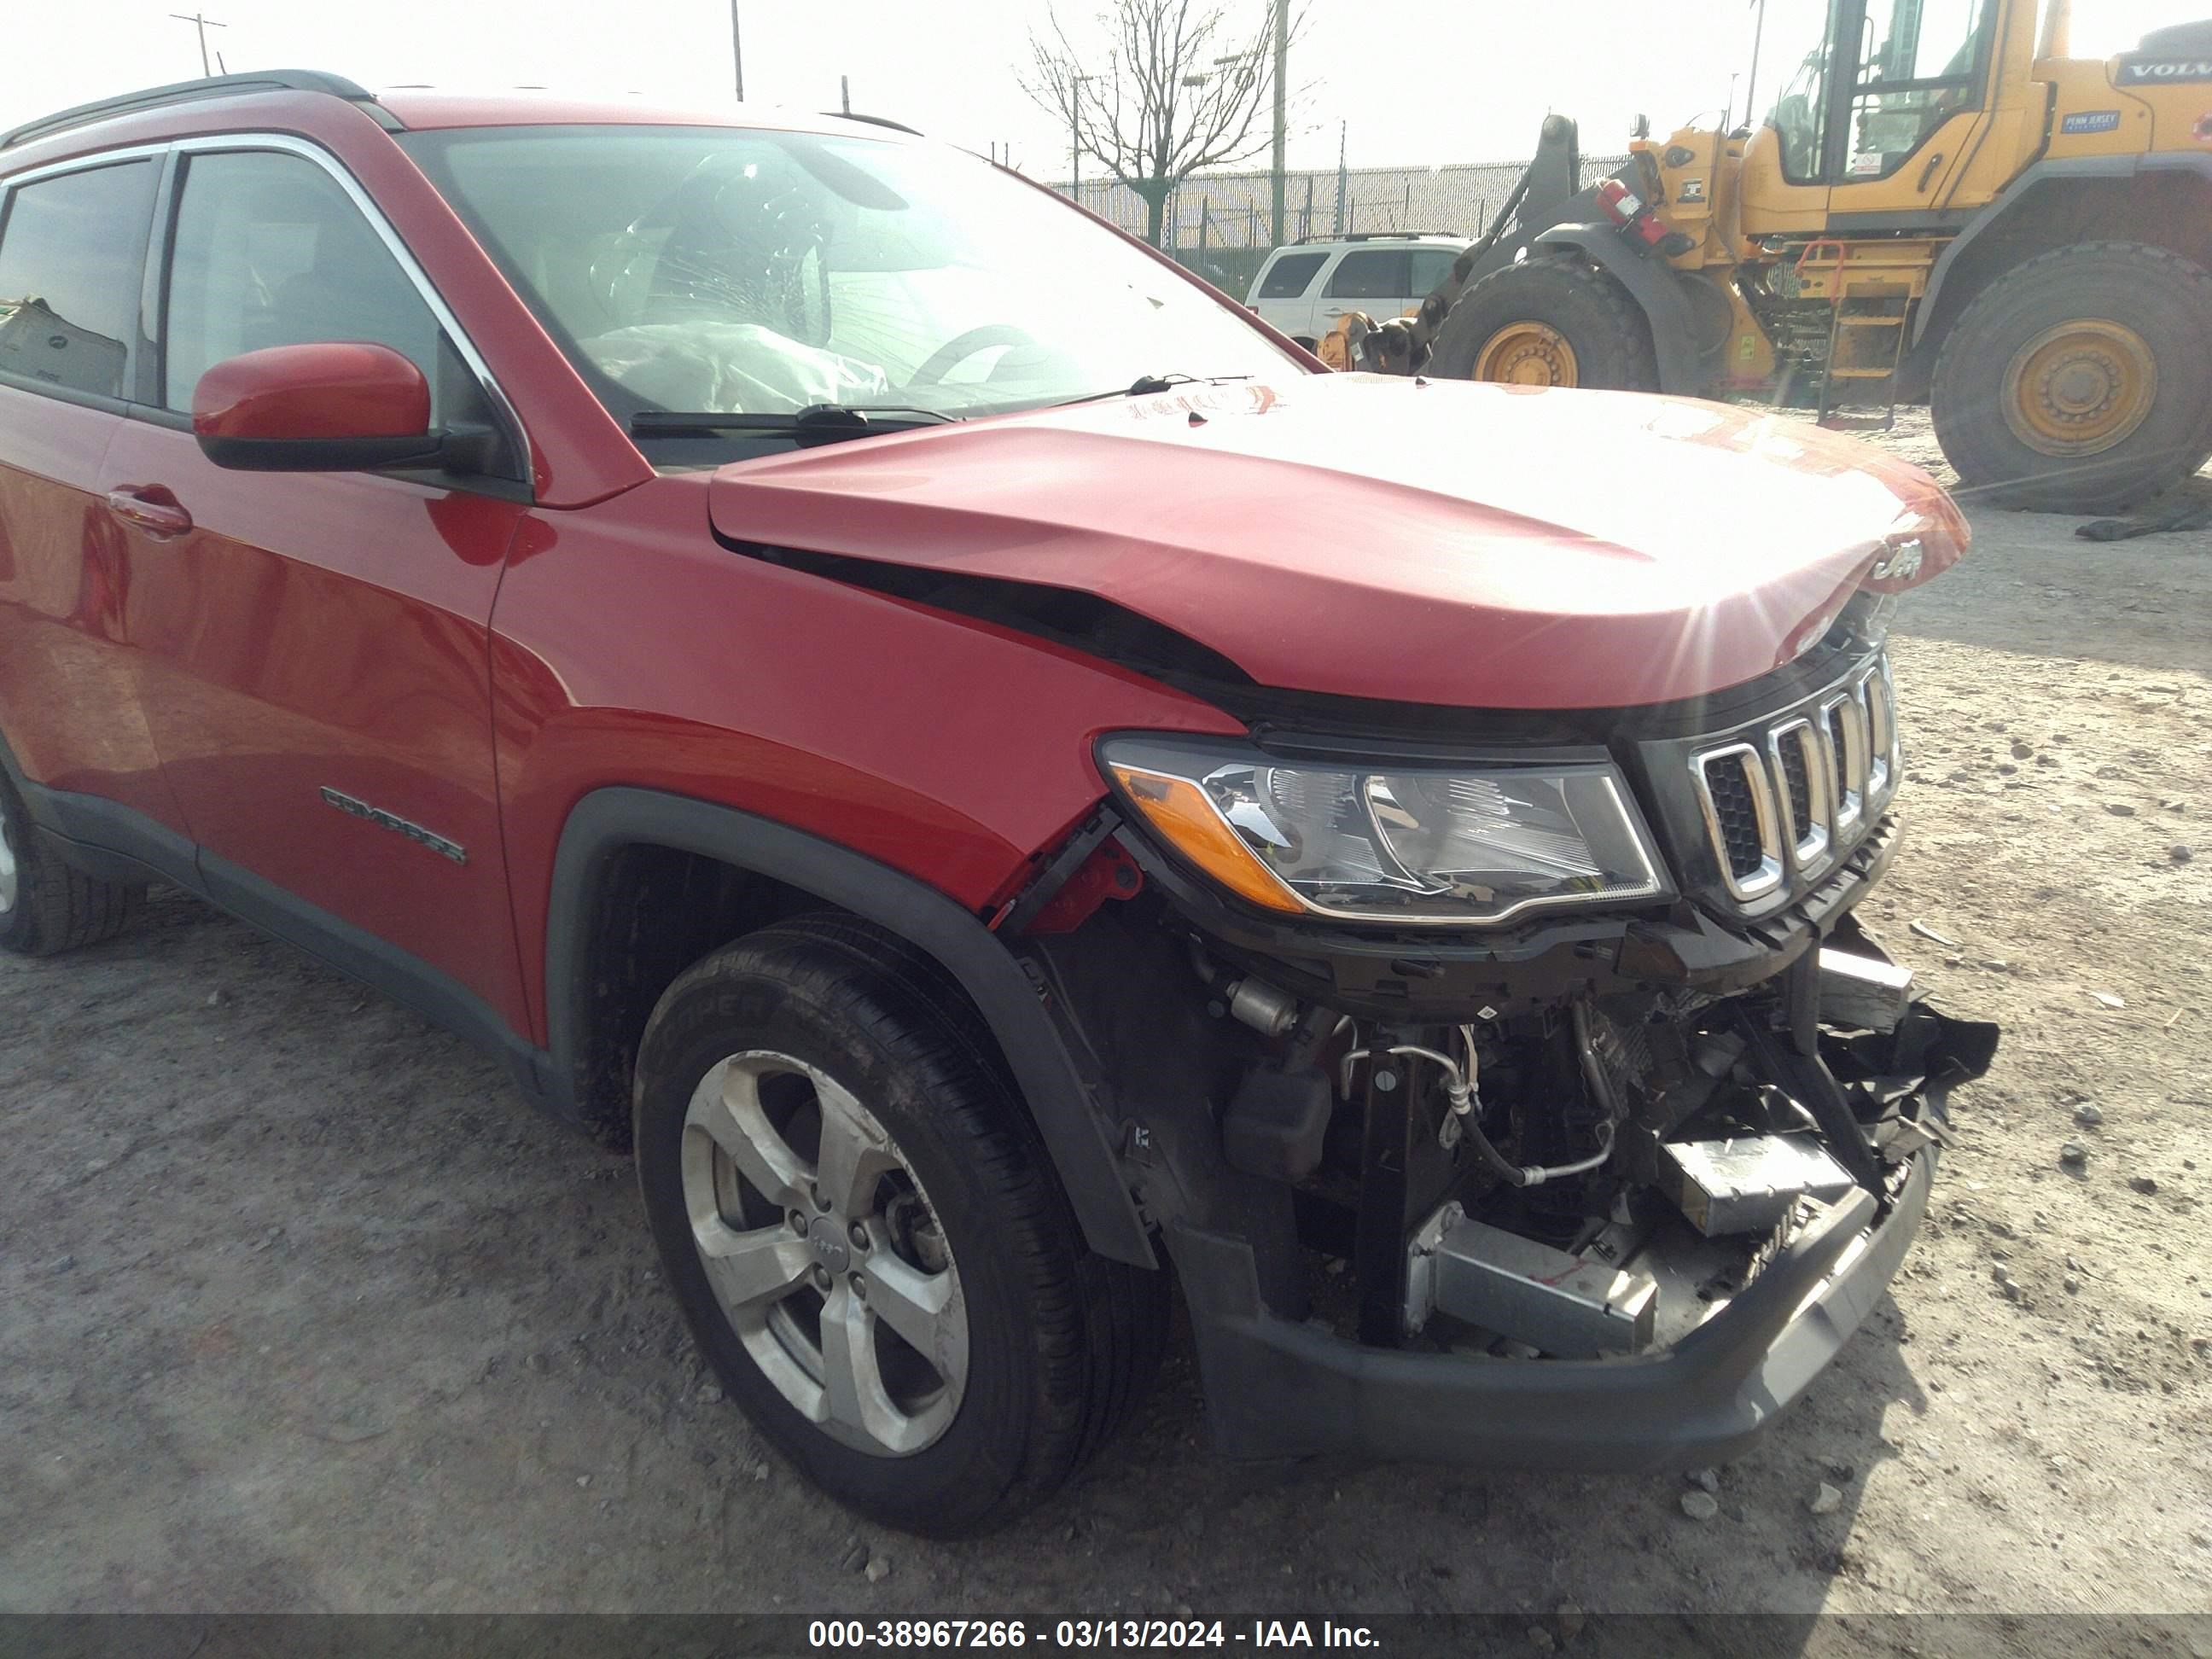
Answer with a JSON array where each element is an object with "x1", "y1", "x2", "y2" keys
[{"x1": 3, "y1": 413, "x2": 2208, "y2": 1631}]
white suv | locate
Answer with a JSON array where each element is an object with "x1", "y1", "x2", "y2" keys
[{"x1": 1245, "y1": 235, "x2": 1467, "y2": 347}]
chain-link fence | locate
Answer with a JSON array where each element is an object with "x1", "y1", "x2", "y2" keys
[{"x1": 1056, "y1": 156, "x2": 1628, "y2": 299}]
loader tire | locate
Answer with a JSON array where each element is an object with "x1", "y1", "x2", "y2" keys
[
  {"x1": 1930, "y1": 242, "x2": 2212, "y2": 515},
  {"x1": 1427, "y1": 254, "x2": 1660, "y2": 393}
]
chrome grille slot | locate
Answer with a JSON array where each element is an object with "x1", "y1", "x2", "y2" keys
[
  {"x1": 1690, "y1": 743, "x2": 1783, "y2": 900},
  {"x1": 1825, "y1": 702, "x2": 1851, "y2": 812},
  {"x1": 1823, "y1": 690, "x2": 1868, "y2": 835},
  {"x1": 1768, "y1": 718, "x2": 1831, "y2": 871},
  {"x1": 1864, "y1": 661, "x2": 1897, "y2": 803}
]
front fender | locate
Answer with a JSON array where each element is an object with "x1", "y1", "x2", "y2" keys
[
  {"x1": 1913, "y1": 154, "x2": 2212, "y2": 347},
  {"x1": 544, "y1": 787, "x2": 1157, "y2": 1269}
]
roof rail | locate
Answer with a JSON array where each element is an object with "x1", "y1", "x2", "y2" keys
[
  {"x1": 1, "y1": 70, "x2": 399, "y2": 153},
  {"x1": 820, "y1": 111, "x2": 923, "y2": 137},
  {"x1": 1294, "y1": 230, "x2": 1464, "y2": 245}
]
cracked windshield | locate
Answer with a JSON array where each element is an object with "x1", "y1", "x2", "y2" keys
[{"x1": 404, "y1": 125, "x2": 1294, "y2": 429}]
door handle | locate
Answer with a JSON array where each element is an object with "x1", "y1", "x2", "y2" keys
[
  {"x1": 105, "y1": 486, "x2": 194, "y2": 539},
  {"x1": 1915, "y1": 150, "x2": 1947, "y2": 194},
  {"x1": 1321, "y1": 307, "x2": 1348, "y2": 317}
]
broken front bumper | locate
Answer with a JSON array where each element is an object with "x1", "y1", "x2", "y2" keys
[{"x1": 1173, "y1": 1144, "x2": 1932, "y2": 1470}]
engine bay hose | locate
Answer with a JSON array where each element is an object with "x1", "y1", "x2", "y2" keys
[{"x1": 1341, "y1": 1014, "x2": 1618, "y2": 1188}]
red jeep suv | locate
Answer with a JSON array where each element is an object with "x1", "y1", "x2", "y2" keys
[{"x1": 0, "y1": 72, "x2": 1994, "y2": 1535}]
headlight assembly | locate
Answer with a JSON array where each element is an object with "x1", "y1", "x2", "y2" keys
[{"x1": 1101, "y1": 737, "x2": 1669, "y2": 926}]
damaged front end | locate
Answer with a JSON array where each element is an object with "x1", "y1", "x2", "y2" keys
[{"x1": 1011, "y1": 642, "x2": 1997, "y2": 1469}]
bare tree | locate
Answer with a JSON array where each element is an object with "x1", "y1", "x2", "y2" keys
[{"x1": 1025, "y1": 0, "x2": 1286, "y2": 248}]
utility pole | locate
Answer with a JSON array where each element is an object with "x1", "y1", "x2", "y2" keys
[
  {"x1": 1270, "y1": 0, "x2": 1288, "y2": 247},
  {"x1": 1069, "y1": 73, "x2": 1093, "y2": 201},
  {"x1": 841, "y1": 75, "x2": 851, "y2": 114},
  {"x1": 730, "y1": 2, "x2": 744, "y2": 102},
  {"x1": 1333, "y1": 119, "x2": 1347, "y2": 236},
  {"x1": 170, "y1": 11, "x2": 227, "y2": 78}
]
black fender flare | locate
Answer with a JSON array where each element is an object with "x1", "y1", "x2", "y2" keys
[
  {"x1": 1913, "y1": 154, "x2": 2212, "y2": 347},
  {"x1": 1530, "y1": 222, "x2": 1706, "y2": 393},
  {"x1": 543, "y1": 788, "x2": 1157, "y2": 1269}
]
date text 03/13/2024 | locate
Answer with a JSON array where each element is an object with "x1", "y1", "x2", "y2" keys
[{"x1": 806, "y1": 1621, "x2": 1382, "y2": 1650}]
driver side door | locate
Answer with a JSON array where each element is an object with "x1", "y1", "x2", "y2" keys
[
  {"x1": 99, "y1": 139, "x2": 533, "y2": 1033},
  {"x1": 1826, "y1": 0, "x2": 1997, "y2": 210}
]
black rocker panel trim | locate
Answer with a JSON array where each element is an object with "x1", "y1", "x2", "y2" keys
[{"x1": 0, "y1": 747, "x2": 550, "y2": 1108}]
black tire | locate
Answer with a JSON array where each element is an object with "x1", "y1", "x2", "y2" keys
[
  {"x1": 632, "y1": 912, "x2": 1168, "y2": 1536},
  {"x1": 1427, "y1": 253, "x2": 1661, "y2": 391},
  {"x1": 0, "y1": 766, "x2": 141, "y2": 957},
  {"x1": 1930, "y1": 242, "x2": 2212, "y2": 515}
]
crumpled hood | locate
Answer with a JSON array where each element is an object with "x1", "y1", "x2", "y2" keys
[{"x1": 705, "y1": 373, "x2": 1965, "y2": 710}]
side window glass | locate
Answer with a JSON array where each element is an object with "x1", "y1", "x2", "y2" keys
[
  {"x1": 1847, "y1": 0, "x2": 1988, "y2": 178},
  {"x1": 1326, "y1": 249, "x2": 1412, "y2": 300},
  {"x1": 1409, "y1": 248, "x2": 1459, "y2": 297},
  {"x1": 162, "y1": 150, "x2": 445, "y2": 414},
  {"x1": 1257, "y1": 251, "x2": 1325, "y2": 300},
  {"x1": 0, "y1": 160, "x2": 157, "y2": 399},
  {"x1": 1771, "y1": 37, "x2": 1837, "y2": 184}
]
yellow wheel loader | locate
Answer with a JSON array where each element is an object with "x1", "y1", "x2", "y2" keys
[{"x1": 1328, "y1": 2, "x2": 2212, "y2": 512}]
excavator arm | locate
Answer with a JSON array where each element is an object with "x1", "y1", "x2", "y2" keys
[{"x1": 1326, "y1": 115, "x2": 1704, "y2": 392}]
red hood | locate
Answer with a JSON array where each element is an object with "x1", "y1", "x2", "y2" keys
[{"x1": 705, "y1": 373, "x2": 1965, "y2": 710}]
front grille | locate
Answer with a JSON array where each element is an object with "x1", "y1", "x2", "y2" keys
[
  {"x1": 1700, "y1": 754, "x2": 1767, "y2": 881},
  {"x1": 1684, "y1": 655, "x2": 1895, "y2": 905},
  {"x1": 1825, "y1": 704, "x2": 1851, "y2": 804},
  {"x1": 1778, "y1": 733, "x2": 1813, "y2": 836}
]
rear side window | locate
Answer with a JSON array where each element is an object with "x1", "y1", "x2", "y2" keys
[
  {"x1": 1257, "y1": 251, "x2": 1325, "y2": 300},
  {"x1": 1326, "y1": 248, "x2": 1412, "y2": 300},
  {"x1": 1410, "y1": 248, "x2": 1459, "y2": 296},
  {"x1": 0, "y1": 160, "x2": 157, "y2": 400},
  {"x1": 162, "y1": 149, "x2": 445, "y2": 413}
]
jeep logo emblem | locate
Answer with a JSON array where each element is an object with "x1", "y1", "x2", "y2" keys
[
  {"x1": 1871, "y1": 538, "x2": 1924, "y2": 581},
  {"x1": 806, "y1": 1216, "x2": 851, "y2": 1274}
]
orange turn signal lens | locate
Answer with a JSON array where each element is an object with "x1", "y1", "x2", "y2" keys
[{"x1": 1109, "y1": 763, "x2": 1304, "y2": 914}]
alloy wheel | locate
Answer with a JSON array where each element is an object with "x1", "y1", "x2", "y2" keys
[{"x1": 680, "y1": 1051, "x2": 968, "y2": 1456}]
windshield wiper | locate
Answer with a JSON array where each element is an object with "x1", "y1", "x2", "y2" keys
[
  {"x1": 1127, "y1": 371, "x2": 1204, "y2": 395},
  {"x1": 1052, "y1": 372, "x2": 1254, "y2": 409},
  {"x1": 629, "y1": 404, "x2": 957, "y2": 445}
]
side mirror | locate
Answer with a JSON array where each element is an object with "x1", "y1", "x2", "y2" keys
[{"x1": 192, "y1": 342, "x2": 450, "y2": 473}]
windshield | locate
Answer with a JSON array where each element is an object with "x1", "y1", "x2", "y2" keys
[
  {"x1": 1755, "y1": 0, "x2": 1994, "y2": 184},
  {"x1": 1757, "y1": 0, "x2": 1842, "y2": 181},
  {"x1": 400, "y1": 125, "x2": 1296, "y2": 439}
]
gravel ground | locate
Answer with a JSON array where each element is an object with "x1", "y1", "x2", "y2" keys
[{"x1": 3, "y1": 415, "x2": 2208, "y2": 1628}]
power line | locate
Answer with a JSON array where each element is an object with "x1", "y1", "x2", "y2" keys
[{"x1": 169, "y1": 11, "x2": 227, "y2": 79}]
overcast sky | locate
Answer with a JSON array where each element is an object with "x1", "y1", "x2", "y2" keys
[{"x1": 2, "y1": 1, "x2": 2195, "y2": 178}]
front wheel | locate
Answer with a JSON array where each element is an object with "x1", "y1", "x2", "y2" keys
[
  {"x1": 1426, "y1": 253, "x2": 1661, "y2": 391},
  {"x1": 1930, "y1": 241, "x2": 2212, "y2": 514},
  {"x1": 632, "y1": 914, "x2": 1167, "y2": 1535}
]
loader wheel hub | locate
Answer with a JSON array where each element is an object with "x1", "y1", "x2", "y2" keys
[
  {"x1": 1474, "y1": 322, "x2": 1579, "y2": 387},
  {"x1": 2001, "y1": 320, "x2": 2157, "y2": 457}
]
